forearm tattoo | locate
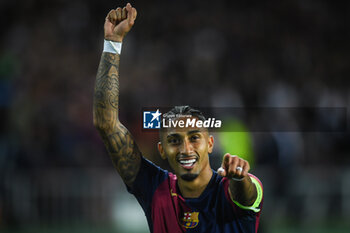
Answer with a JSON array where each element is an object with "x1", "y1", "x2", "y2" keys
[{"x1": 93, "y1": 52, "x2": 141, "y2": 186}]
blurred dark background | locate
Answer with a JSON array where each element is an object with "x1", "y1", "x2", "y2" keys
[{"x1": 1, "y1": 0, "x2": 350, "y2": 232}]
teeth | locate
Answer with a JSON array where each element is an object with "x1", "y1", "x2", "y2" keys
[
  {"x1": 179, "y1": 159, "x2": 196, "y2": 167},
  {"x1": 179, "y1": 159, "x2": 196, "y2": 164}
]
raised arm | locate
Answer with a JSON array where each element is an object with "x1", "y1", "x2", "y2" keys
[
  {"x1": 93, "y1": 3, "x2": 140, "y2": 187},
  {"x1": 217, "y1": 154, "x2": 263, "y2": 212}
]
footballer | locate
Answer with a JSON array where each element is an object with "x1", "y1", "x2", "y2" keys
[{"x1": 93, "y1": 3, "x2": 263, "y2": 233}]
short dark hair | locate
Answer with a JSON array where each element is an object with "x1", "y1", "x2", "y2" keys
[
  {"x1": 163, "y1": 105, "x2": 206, "y2": 121},
  {"x1": 159, "y1": 105, "x2": 207, "y2": 142}
]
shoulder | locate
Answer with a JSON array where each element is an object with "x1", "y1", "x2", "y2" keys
[
  {"x1": 140, "y1": 156, "x2": 168, "y2": 175},
  {"x1": 128, "y1": 157, "x2": 169, "y2": 192}
]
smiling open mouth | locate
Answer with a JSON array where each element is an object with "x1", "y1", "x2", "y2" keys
[{"x1": 178, "y1": 158, "x2": 198, "y2": 169}]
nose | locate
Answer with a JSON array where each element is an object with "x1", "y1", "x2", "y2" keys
[{"x1": 180, "y1": 138, "x2": 193, "y2": 155}]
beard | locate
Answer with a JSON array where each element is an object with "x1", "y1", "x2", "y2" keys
[{"x1": 180, "y1": 173, "x2": 199, "y2": 181}]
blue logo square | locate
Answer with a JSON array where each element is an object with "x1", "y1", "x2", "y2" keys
[{"x1": 143, "y1": 110, "x2": 162, "y2": 129}]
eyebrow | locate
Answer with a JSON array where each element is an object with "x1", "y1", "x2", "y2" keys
[
  {"x1": 166, "y1": 130, "x2": 202, "y2": 139},
  {"x1": 167, "y1": 133, "x2": 180, "y2": 139},
  {"x1": 187, "y1": 130, "x2": 201, "y2": 135}
]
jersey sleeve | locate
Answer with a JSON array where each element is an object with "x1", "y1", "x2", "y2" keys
[{"x1": 126, "y1": 156, "x2": 168, "y2": 211}]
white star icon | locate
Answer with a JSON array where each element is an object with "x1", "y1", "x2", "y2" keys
[{"x1": 150, "y1": 109, "x2": 162, "y2": 122}]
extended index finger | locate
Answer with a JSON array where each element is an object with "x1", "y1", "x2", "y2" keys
[
  {"x1": 221, "y1": 153, "x2": 233, "y2": 170},
  {"x1": 217, "y1": 153, "x2": 232, "y2": 176}
]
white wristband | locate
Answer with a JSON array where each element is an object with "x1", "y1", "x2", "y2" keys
[{"x1": 103, "y1": 39, "x2": 122, "y2": 54}]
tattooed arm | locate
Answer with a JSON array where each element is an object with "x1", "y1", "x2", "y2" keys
[{"x1": 93, "y1": 4, "x2": 139, "y2": 187}]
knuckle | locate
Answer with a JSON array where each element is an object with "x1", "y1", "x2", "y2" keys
[{"x1": 229, "y1": 166, "x2": 236, "y2": 174}]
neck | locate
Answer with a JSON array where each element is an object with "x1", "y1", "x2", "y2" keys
[{"x1": 177, "y1": 167, "x2": 213, "y2": 198}]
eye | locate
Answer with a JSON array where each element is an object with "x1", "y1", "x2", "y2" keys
[
  {"x1": 190, "y1": 134, "x2": 200, "y2": 141},
  {"x1": 168, "y1": 137, "x2": 180, "y2": 145}
]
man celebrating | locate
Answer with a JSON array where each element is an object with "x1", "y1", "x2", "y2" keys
[{"x1": 93, "y1": 3, "x2": 263, "y2": 233}]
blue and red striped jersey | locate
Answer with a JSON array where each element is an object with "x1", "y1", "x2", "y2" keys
[{"x1": 127, "y1": 157, "x2": 263, "y2": 233}]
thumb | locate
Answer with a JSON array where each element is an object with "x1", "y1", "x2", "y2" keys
[
  {"x1": 126, "y1": 3, "x2": 137, "y2": 26},
  {"x1": 217, "y1": 167, "x2": 226, "y2": 177}
]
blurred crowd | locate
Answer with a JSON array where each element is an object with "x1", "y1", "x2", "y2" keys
[{"x1": 0, "y1": 0, "x2": 349, "y2": 231}]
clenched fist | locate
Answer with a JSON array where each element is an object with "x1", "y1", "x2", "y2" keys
[
  {"x1": 104, "y1": 3, "x2": 137, "y2": 42},
  {"x1": 217, "y1": 154, "x2": 250, "y2": 181}
]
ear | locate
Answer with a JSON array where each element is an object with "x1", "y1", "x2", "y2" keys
[
  {"x1": 208, "y1": 135, "x2": 214, "y2": 154},
  {"x1": 158, "y1": 142, "x2": 167, "y2": 160}
]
